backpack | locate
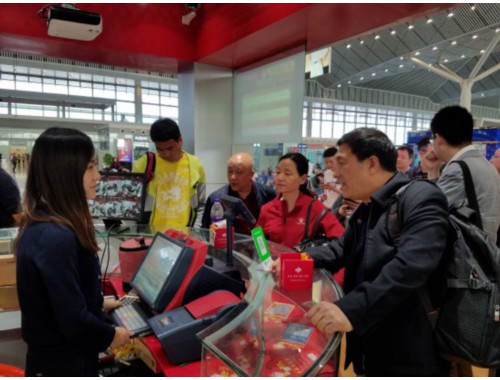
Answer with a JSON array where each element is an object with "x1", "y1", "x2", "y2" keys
[{"x1": 388, "y1": 162, "x2": 500, "y2": 368}]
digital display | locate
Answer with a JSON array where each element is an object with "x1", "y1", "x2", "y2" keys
[
  {"x1": 89, "y1": 173, "x2": 145, "y2": 221},
  {"x1": 131, "y1": 234, "x2": 184, "y2": 309},
  {"x1": 117, "y1": 138, "x2": 132, "y2": 163}
]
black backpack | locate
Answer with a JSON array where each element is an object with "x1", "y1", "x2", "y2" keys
[{"x1": 388, "y1": 161, "x2": 500, "y2": 368}]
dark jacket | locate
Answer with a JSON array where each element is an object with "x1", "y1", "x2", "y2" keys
[
  {"x1": 16, "y1": 222, "x2": 115, "y2": 376},
  {"x1": 201, "y1": 181, "x2": 276, "y2": 231},
  {"x1": 307, "y1": 173, "x2": 449, "y2": 375}
]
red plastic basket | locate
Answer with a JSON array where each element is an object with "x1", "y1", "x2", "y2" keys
[{"x1": 118, "y1": 237, "x2": 152, "y2": 283}]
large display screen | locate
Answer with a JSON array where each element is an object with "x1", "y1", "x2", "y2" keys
[
  {"x1": 131, "y1": 233, "x2": 185, "y2": 310},
  {"x1": 89, "y1": 172, "x2": 146, "y2": 222}
]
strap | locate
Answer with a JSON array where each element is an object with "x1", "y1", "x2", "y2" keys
[
  {"x1": 310, "y1": 207, "x2": 330, "y2": 239},
  {"x1": 146, "y1": 152, "x2": 156, "y2": 183},
  {"x1": 302, "y1": 199, "x2": 315, "y2": 241},
  {"x1": 452, "y1": 160, "x2": 483, "y2": 230},
  {"x1": 417, "y1": 288, "x2": 438, "y2": 330}
]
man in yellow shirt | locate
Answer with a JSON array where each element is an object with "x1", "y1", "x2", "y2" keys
[{"x1": 133, "y1": 118, "x2": 206, "y2": 230}]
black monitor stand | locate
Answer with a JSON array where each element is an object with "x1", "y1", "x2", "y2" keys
[{"x1": 224, "y1": 208, "x2": 236, "y2": 267}]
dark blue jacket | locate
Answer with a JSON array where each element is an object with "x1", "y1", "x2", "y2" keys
[
  {"x1": 201, "y1": 181, "x2": 276, "y2": 231},
  {"x1": 307, "y1": 173, "x2": 450, "y2": 375},
  {"x1": 16, "y1": 221, "x2": 115, "y2": 376}
]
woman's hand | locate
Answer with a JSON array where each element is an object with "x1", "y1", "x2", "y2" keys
[
  {"x1": 103, "y1": 297, "x2": 122, "y2": 314},
  {"x1": 110, "y1": 327, "x2": 133, "y2": 349}
]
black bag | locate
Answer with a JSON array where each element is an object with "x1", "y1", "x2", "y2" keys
[
  {"x1": 294, "y1": 200, "x2": 331, "y2": 252},
  {"x1": 388, "y1": 162, "x2": 500, "y2": 368}
]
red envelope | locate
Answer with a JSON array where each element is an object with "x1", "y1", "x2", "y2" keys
[{"x1": 280, "y1": 252, "x2": 313, "y2": 291}]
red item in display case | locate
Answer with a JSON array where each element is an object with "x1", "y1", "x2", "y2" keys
[{"x1": 280, "y1": 252, "x2": 313, "y2": 290}]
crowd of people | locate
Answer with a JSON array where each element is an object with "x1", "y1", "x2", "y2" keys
[{"x1": 2, "y1": 105, "x2": 500, "y2": 376}]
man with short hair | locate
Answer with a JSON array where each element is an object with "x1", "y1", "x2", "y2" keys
[
  {"x1": 396, "y1": 145, "x2": 414, "y2": 176},
  {"x1": 430, "y1": 105, "x2": 500, "y2": 243},
  {"x1": 304, "y1": 128, "x2": 450, "y2": 376},
  {"x1": 0, "y1": 167, "x2": 21, "y2": 228},
  {"x1": 491, "y1": 147, "x2": 500, "y2": 175},
  {"x1": 201, "y1": 152, "x2": 275, "y2": 235},
  {"x1": 320, "y1": 147, "x2": 340, "y2": 208},
  {"x1": 133, "y1": 118, "x2": 206, "y2": 230}
]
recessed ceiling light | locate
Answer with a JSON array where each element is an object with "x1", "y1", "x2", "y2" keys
[
  {"x1": 461, "y1": 54, "x2": 465, "y2": 58},
  {"x1": 415, "y1": 52, "x2": 420, "y2": 56},
  {"x1": 360, "y1": 77, "x2": 364, "y2": 80},
  {"x1": 472, "y1": 35, "x2": 478, "y2": 39},
  {"x1": 375, "y1": 35, "x2": 380, "y2": 40},
  {"x1": 471, "y1": 5, "x2": 476, "y2": 11},
  {"x1": 480, "y1": 49, "x2": 485, "y2": 54},
  {"x1": 496, "y1": 28, "x2": 500, "y2": 33},
  {"x1": 399, "y1": 64, "x2": 404, "y2": 68},
  {"x1": 372, "y1": 73, "x2": 376, "y2": 76},
  {"x1": 337, "y1": 84, "x2": 341, "y2": 88},
  {"x1": 451, "y1": 41, "x2": 457, "y2": 46},
  {"x1": 444, "y1": 59, "x2": 449, "y2": 63},
  {"x1": 427, "y1": 19, "x2": 433, "y2": 24},
  {"x1": 360, "y1": 40, "x2": 364, "y2": 44},
  {"x1": 400, "y1": 56, "x2": 404, "y2": 60},
  {"x1": 432, "y1": 46, "x2": 438, "y2": 51},
  {"x1": 481, "y1": 93, "x2": 484, "y2": 97},
  {"x1": 391, "y1": 30, "x2": 396, "y2": 35},
  {"x1": 348, "y1": 81, "x2": 351, "y2": 84},
  {"x1": 408, "y1": 25, "x2": 414, "y2": 30},
  {"x1": 448, "y1": 12, "x2": 454, "y2": 17},
  {"x1": 384, "y1": 69, "x2": 388, "y2": 72},
  {"x1": 347, "y1": 44, "x2": 351, "y2": 49}
]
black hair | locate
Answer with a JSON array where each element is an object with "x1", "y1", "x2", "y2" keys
[
  {"x1": 430, "y1": 105, "x2": 473, "y2": 147},
  {"x1": 278, "y1": 152, "x2": 316, "y2": 197},
  {"x1": 417, "y1": 137, "x2": 431, "y2": 151},
  {"x1": 323, "y1": 146, "x2": 338, "y2": 158},
  {"x1": 17, "y1": 127, "x2": 99, "y2": 254},
  {"x1": 337, "y1": 128, "x2": 397, "y2": 172},
  {"x1": 150, "y1": 118, "x2": 181, "y2": 142},
  {"x1": 397, "y1": 145, "x2": 414, "y2": 160}
]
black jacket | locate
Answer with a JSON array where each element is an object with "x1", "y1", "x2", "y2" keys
[
  {"x1": 307, "y1": 173, "x2": 449, "y2": 375},
  {"x1": 201, "y1": 181, "x2": 276, "y2": 231}
]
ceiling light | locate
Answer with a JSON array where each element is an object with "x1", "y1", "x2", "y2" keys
[
  {"x1": 480, "y1": 49, "x2": 485, "y2": 54},
  {"x1": 427, "y1": 19, "x2": 433, "y2": 24},
  {"x1": 391, "y1": 30, "x2": 396, "y2": 35},
  {"x1": 472, "y1": 35, "x2": 478, "y2": 39},
  {"x1": 451, "y1": 41, "x2": 457, "y2": 45},
  {"x1": 337, "y1": 84, "x2": 341, "y2": 88},
  {"x1": 471, "y1": 5, "x2": 476, "y2": 11},
  {"x1": 347, "y1": 44, "x2": 351, "y2": 49},
  {"x1": 400, "y1": 56, "x2": 404, "y2": 60},
  {"x1": 444, "y1": 59, "x2": 449, "y2": 63},
  {"x1": 496, "y1": 28, "x2": 500, "y2": 33},
  {"x1": 360, "y1": 77, "x2": 364, "y2": 80},
  {"x1": 408, "y1": 25, "x2": 414, "y2": 30},
  {"x1": 461, "y1": 54, "x2": 465, "y2": 58},
  {"x1": 399, "y1": 64, "x2": 404, "y2": 68},
  {"x1": 432, "y1": 46, "x2": 438, "y2": 51},
  {"x1": 348, "y1": 81, "x2": 351, "y2": 84},
  {"x1": 448, "y1": 12, "x2": 454, "y2": 17},
  {"x1": 372, "y1": 73, "x2": 376, "y2": 76},
  {"x1": 481, "y1": 93, "x2": 484, "y2": 97},
  {"x1": 360, "y1": 40, "x2": 364, "y2": 44},
  {"x1": 375, "y1": 35, "x2": 380, "y2": 40},
  {"x1": 415, "y1": 52, "x2": 420, "y2": 56},
  {"x1": 384, "y1": 69, "x2": 388, "y2": 72}
]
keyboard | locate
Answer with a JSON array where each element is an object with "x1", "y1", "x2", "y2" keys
[{"x1": 111, "y1": 303, "x2": 151, "y2": 335}]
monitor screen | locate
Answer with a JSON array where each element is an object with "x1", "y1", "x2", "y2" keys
[
  {"x1": 131, "y1": 233, "x2": 194, "y2": 312},
  {"x1": 117, "y1": 138, "x2": 132, "y2": 163},
  {"x1": 89, "y1": 172, "x2": 146, "y2": 222}
]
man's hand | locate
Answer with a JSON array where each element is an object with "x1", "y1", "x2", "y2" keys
[{"x1": 306, "y1": 302, "x2": 353, "y2": 338}]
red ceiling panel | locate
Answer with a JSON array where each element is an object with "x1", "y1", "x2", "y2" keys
[{"x1": 0, "y1": 3, "x2": 449, "y2": 73}]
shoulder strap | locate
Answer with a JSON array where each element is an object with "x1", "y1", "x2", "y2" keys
[
  {"x1": 387, "y1": 182, "x2": 412, "y2": 247},
  {"x1": 302, "y1": 199, "x2": 315, "y2": 241},
  {"x1": 145, "y1": 152, "x2": 156, "y2": 183},
  {"x1": 311, "y1": 206, "x2": 330, "y2": 239},
  {"x1": 452, "y1": 160, "x2": 483, "y2": 229}
]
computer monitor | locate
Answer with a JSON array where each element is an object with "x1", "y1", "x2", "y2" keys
[
  {"x1": 89, "y1": 172, "x2": 146, "y2": 224},
  {"x1": 130, "y1": 232, "x2": 194, "y2": 313}
]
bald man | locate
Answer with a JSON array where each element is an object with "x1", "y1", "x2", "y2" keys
[{"x1": 201, "y1": 152, "x2": 276, "y2": 234}]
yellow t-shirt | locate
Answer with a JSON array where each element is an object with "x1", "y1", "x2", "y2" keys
[{"x1": 134, "y1": 153, "x2": 191, "y2": 230}]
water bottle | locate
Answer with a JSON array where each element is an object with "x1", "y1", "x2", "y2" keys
[{"x1": 210, "y1": 198, "x2": 225, "y2": 224}]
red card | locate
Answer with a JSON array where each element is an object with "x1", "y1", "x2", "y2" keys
[
  {"x1": 209, "y1": 226, "x2": 235, "y2": 249},
  {"x1": 280, "y1": 252, "x2": 313, "y2": 290}
]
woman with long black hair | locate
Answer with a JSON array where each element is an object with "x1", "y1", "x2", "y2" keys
[{"x1": 15, "y1": 127, "x2": 131, "y2": 376}]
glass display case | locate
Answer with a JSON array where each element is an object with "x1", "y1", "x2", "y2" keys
[{"x1": 197, "y1": 252, "x2": 343, "y2": 377}]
